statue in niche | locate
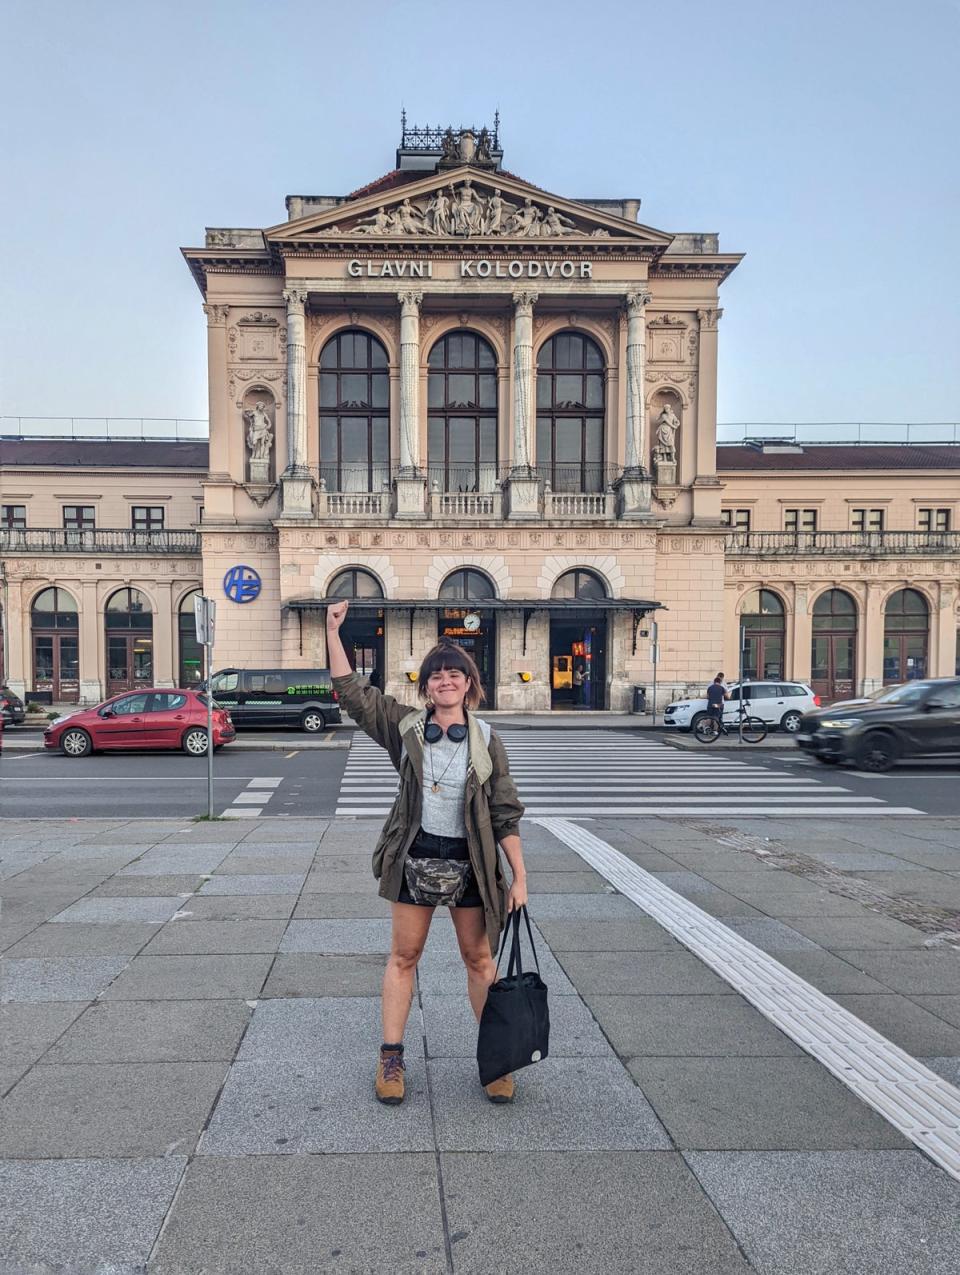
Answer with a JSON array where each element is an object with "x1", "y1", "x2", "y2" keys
[
  {"x1": 244, "y1": 400, "x2": 274, "y2": 484},
  {"x1": 654, "y1": 403, "x2": 680, "y2": 462}
]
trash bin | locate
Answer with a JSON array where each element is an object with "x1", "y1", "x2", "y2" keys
[{"x1": 632, "y1": 685, "x2": 647, "y2": 714}]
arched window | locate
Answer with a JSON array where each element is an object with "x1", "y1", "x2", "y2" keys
[
  {"x1": 536, "y1": 332, "x2": 605, "y2": 492},
  {"x1": 319, "y1": 329, "x2": 389, "y2": 492},
  {"x1": 427, "y1": 332, "x2": 498, "y2": 491},
  {"x1": 551, "y1": 569, "x2": 608, "y2": 600},
  {"x1": 178, "y1": 589, "x2": 203, "y2": 687},
  {"x1": 31, "y1": 587, "x2": 79, "y2": 702},
  {"x1": 105, "y1": 588, "x2": 153, "y2": 694},
  {"x1": 328, "y1": 568, "x2": 385, "y2": 599},
  {"x1": 438, "y1": 569, "x2": 497, "y2": 601},
  {"x1": 883, "y1": 588, "x2": 928, "y2": 683},
  {"x1": 811, "y1": 589, "x2": 858, "y2": 701},
  {"x1": 740, "y1": 588, "x2": 785, "y2": 680}
]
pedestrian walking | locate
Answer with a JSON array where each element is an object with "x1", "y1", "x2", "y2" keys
[
  {"x1": 706, "y1": 671, "x2": 729, "y2": 724},
  {"x1": 326, "y1": 599, "x2": 529, "y2": 1106}
]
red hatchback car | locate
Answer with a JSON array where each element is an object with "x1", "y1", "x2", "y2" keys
[{"x1": 44, "y1": 689, "x2": 235, "y2": 758}]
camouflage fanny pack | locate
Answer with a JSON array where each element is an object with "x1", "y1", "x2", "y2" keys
[{"x1": 403, "y1": 856, "x2": 472, "y2": 907}]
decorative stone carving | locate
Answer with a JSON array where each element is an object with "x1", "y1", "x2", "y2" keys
[
  {"x1": 244, "y1": 399, "x2": 274, "y2": 484},
  {"x1": 624, "y1": 289, "x2": 653, "y2": 473},
  {"x1": 349, "y1": 180, "x2": 596, "y2": 239},
  {"x1": 203, "y1": 304, "x2": 229, "y2": 326},
  {"x1": 697, "y1": 307, "x2": 724, "y2": 331}
]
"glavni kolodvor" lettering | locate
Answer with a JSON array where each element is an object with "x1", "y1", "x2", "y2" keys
[{"x1": 346, "y1": 259, "x2": 593, "y2": 279}]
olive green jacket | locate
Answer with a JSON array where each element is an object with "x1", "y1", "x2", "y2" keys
[{"x1": 332, "y1": 672, "x2": 525, "y2": 954}]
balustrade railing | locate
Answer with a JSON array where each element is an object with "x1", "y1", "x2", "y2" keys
[
  {"x1": 0, "y1": 528, "x2": 201, "y2": 553},
  {"x1": 726, "y1": 530, "x2": 960, "y2": 556}
]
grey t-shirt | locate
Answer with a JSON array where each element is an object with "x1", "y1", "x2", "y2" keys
[{"x1": 420, "y1": 736, "x2": 468, "y2": 838}]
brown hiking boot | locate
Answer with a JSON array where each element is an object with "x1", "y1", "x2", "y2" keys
[
  {"x1": 375, "y1": 1047, "x2": 405, "y2": 1105},
  {"x1": 484, "y1": 1073, "x2": 515, "y2": 1104}
]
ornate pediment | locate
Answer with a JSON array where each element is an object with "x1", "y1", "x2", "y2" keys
[{"x1": 266, "y1": 169, "x2": 673, "y2": 248}]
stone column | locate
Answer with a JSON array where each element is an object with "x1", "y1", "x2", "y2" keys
[
  {"x1": 792, "y1": 587, "x2": 813, "y2": 683},
  {"x1": 692, "y1": 307, "x2": 723, "y2": 525},
  {"x1": 200, "y1": 304, "x2": 236, "y2": 524},
  {"x1": 506, "y1": 290, "x2": 540, "y2": 519},
  {"x1": 615, "y1": 290, "x2": 653, "y2": 518},
  {"x1": 395, "y1": 290, "x2": 426, "y2": 517},
  {"x1": 624, "y1": 288, "x2": 651, "y2": 471},
  {"x1": 80, "y1": 579, "x2": 102, "y2": 703},
  {"x1": 280, "y1": 285, "x2": 313, "y2": 518}
]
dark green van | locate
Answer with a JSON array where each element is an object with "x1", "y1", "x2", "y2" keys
[{"x1": 207, "y1": 668, "x2": 341, "y2": 732}]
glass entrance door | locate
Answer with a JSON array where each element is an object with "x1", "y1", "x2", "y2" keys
[
  {"x1": 811, "y1": 633, "x2": 856, "y2": 701},
  {"x1": 32, "y1": 633, "x2": 80, "y2": 702},
  {"x1": 107, "y1": 635, "x2": 153, "y2": 695},
  {"x1": 550, "y1": 620, "x2": 607, "y2": 709}
]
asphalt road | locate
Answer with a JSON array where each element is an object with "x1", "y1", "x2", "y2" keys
[{"x1": 2, "y1": 727, "x2": 957, "y2": 818}]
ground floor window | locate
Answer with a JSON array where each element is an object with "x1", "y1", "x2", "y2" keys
[
  {"x1": 31, "y1": 587, "x2": 80, "y2": 702},
  {"x1": 178, "y1": 590, "x2": 203, "y2": 687},
  {"x1": 882, "y1": 588, "x2": 928, "y2": 683},
  {"x1": 106, "y1": 588, "x2": 153, "y2": 694},
  {"x1": 740, "y1": 588, "x2": 785, "y2": 681},
  {"x1": 811, "y1": 589, "x2": 858, "y2": 701}
]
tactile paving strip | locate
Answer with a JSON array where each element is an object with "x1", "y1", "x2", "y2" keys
[{"x1": 536, "y1": 816, "x2": 960, "y2": 1182}]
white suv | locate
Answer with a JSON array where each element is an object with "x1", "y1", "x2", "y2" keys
[{"x1": 663, "y1": 681, "x2": 820, "y2": 733}]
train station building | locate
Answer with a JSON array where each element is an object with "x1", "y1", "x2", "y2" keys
[{"x1": 2, "y1": 122, "x2": 959, "y2": 709}]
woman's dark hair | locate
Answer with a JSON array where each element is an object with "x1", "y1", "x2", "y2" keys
[{"x1": 417, "y1": 642, "x2": 485, "y2": 709}]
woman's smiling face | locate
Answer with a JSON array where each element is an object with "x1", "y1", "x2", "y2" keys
[{"x1": 428, "y1": 665, "x2": 472, "y2": 709}]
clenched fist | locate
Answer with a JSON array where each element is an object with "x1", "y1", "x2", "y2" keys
[{"x1": 326, "y1": 600, "x2": 349, "y2": 632}]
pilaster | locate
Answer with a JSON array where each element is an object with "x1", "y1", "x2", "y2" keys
[
  {"x1": 692, "y1": 307, "x2": 723, "y2": 524},
  {"x1": 280, "y1": 285, "x2": 313, "y2": 518},
  {"x1": 506, "y1": 290, "x2": 540, "y2": 519}
]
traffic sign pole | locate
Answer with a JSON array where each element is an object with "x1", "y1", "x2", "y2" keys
[
  {"x1": 650, "y1": 620, "x2": 659, "y2": 727},
  {"x1": 194, "y1": 597, "x2": 217, "y2": 818}
]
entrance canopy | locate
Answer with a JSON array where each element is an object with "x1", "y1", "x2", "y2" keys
[{"x1": 284, "y1": 595, "x2": 662, "y2": 655}]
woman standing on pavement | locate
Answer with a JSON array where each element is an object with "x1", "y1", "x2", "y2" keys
[{"x1": 325, "y1": 599, "x2": 529, "y2": 1106}]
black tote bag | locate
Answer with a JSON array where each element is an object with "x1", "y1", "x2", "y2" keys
[{"x1": 477, "y1": 906, "x2": 550, "y2": 1086}]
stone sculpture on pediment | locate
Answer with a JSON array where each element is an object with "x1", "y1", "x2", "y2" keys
[
  {"x1": 451, "y1": 179, "x2": 484, "y2": 235},
  {"x1": 355, "y1": 206, "x2": 393, "y2": 235},
  {"x1": 542, "y1": 207, "x2": 578, "y2": 237}
]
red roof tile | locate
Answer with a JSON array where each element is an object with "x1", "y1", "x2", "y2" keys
[
  {"x1": 717, "y1": 444, "x2": 960, "y2": 471},
  {"x1": 345, "y1": 170, "x2": 425, "y2": 200}
]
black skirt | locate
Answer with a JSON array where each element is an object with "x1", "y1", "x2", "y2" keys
[{"x1": 397, "y1": 828, "x2": 483, "y2": 908}]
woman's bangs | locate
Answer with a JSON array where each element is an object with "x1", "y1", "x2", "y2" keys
[{"x1": 423, "y1": 645, "x2": 471, "y2": 679}]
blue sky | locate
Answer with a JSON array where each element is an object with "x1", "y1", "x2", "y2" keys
[{"x1": 2, "y1": 0, "x2": 957, "y2": 430}]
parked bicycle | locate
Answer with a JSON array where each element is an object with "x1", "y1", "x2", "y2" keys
[{"x1": 694, "y1": 703, "x2": 767, "y2": 744}]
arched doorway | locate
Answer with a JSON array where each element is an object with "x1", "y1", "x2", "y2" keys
[
  {"x1": 319, "y1": 329, "x2": 389, "y2": 492},
  {"x1": 31, "y1": 587, "x2": 80, "y2": 702},
  {"x1": 740, "y1": 589, "x2": 786, "y2": 680},
  {"x1": 178, "y1": 590, "x2": 203, "y2": 688},
  {"x1": 105, "y1": 588, "x2": 153, "y2": 694},
  {"x1": 811, "y1": 589, "x2": 858, "y2": 701},
  {"x1": 550, "y1": 569, "x2": 608, "y2": 710},
  {"x1": 883, "y1": 588, "x2": 929, "y2": 683},
  {"x1": 328, "y1": 569, "x2": 385, "y2": 683},
  {"x1": 427, "y1": 331, "x2": 498, "y2": 492},
  {"x1": 536, "y1": 332, "x2": 605, "y2": 491},
  {"x1": 437, "y1": 569, "x2": 497, "y2": 707}
]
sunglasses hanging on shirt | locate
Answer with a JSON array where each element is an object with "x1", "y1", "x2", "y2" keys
[{"x1": 424, "y1": 717, "x2": 468, "y2": 744}]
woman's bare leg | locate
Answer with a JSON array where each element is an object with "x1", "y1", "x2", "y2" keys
[
  {"x1": 451, "y1": 906, "x2": 497, "y2": 1022},
  {"x1": 382, "y1": 902, "x2": 434, "y2": 1042}
]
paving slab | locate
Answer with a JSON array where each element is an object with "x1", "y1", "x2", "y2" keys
[
  {"x1": 417, "y1": 948, "x2": 577, "y2": 996},
  {"x1": 923, "y1": 1056, "x2": 960, "y2": 1085},
  {"x1": 0, "y1": 1000, "x2": 88, "y2": 1064},
  {"x1": 913, "y1": 995, "x2": 960, "y2": 1029},
  {"x1": 535, "y1": 917, "x2": 684, "y2": 952},
  {"x1": 292, "y1": 891, "x2": 393, "y2": 918},
  {"x1": 524, "y1": 892, "x2": 671, "y2": 920},
  {"x1": 198, "y1": 1057, "x2": 435, "y2": 1154},
  {"x1": 237, "y1": 839, "x2": 324, "y2": 853},
  {"x1": 89, "y1": 873, "x2": 206, "y2": 896},
  {"x1": 150, "y1": 1153, "x2": 446, "y2": 1274},
  {"x1": 555, "y1": 950, "x2": 735, "y2": 996},
  {"x1": 101, "y1": 953, "x2": 274, "y2": 1000},
  {"x1": 799, "y1": 848, "x2": 915, "y2": 871},
  {"x1": 120, "y1": 846, "x2": 233, "y2": 874},
  {"x1": 198, "y1": 872, "x2": 308, "y2": 895},
  {"x1": 686, "y1": 1150, "x2": 960, "y2": 1274},
  {"x1": 143, "y1": 919, "x2": 288, "y2": 955},
  {"x1": 211, "y1": 852, "x2": 317, "y2": 874},
  {"x1": 50, "y1": 895, "x2": 186, "y2": 924},
  {"x1": 583, "y1": 993, "x2": 804, "y2": 1058},
  {"x1": 3, "y1": 920, "x2": 160, "y2": 957},
  {"x1": 441, "y1": 1150, "x2": 753, "y2": 1275},
  {"x1": 822, "y1": 948, "x2": 960, "y2": 994},
  {"x1": 852, "y1": 870, "x2": 960, "y2": 906},
  {"x1": 766, "y1": 949, "x2": 891, "y2": 993},
  {"x1": 422, "y1": 992, "x2": 611, "y2": 1058},
  {"x1": 716, "y1": 917, "x2": 821, "y2": 951},
  {"x1": 262, "y1": 953, "x2": 387, "y2": 997},
  {"x1": 2, "y1": 954, "x2": 131, "y2": 1002},
  {"x1": 430, "y1": 1057, "x2": 671, "y2": 1151},
  {"x1": 783, "y1": 913, "x2": 927, "y2": 949},
  {"x1": 237, "y1": 996, "x2": 424, "y2": 1062},
  {"x1": 830, "y1": 993, "x2": 960, "y2": 1056},
  {"x1": 301, "y1": 869, "x2": 380, "y2": 893},
  {"x1": 0, "y1": 1061, "x2": 228, "y2": 1157},
  {"x1": 173, "y1": 892, "x2": 299, "y2": 921},
  {"x1": 527, "y1": 870, "x2": 609, "y2": 893},
  {"x1": 650, "y1": 870, "x2": 775, "y2": 917},
  {"x1": 40, "y1": 998, "x2": 253, "y2": 1064},
  {"x1": 0, "y1": 1155, "x2": 188, "y2": 1275},
  {"x1": 627, "y1": 1057, "x2": 912, "y2": 1150}
]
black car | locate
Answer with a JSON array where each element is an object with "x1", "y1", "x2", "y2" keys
[
  {"x1": 795, "y1": 678, "x2": 960, "y2": 771},
  {"x1": 205, "y1": 668, "x2": 342, "y2": 732},
  {"x1": 1, "y1": 686, "x2": 26, "y2": 726}
]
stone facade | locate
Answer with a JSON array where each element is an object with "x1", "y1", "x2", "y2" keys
[{"x1": 2, "y1": 128, "x2": 958, "y2": 708}]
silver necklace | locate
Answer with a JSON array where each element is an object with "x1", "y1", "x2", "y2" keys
[{"x1": 427, "y1": 737, "x2": 465, "y2": 794}]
